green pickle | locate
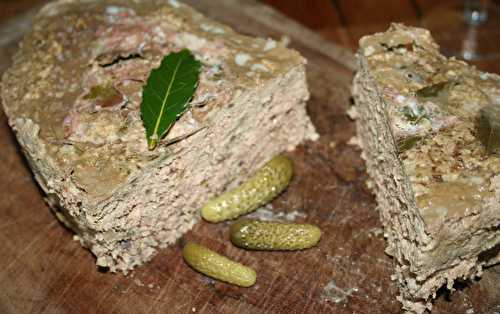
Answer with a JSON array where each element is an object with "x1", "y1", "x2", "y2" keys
[
  {"x1": 182, "y1": 242, "x2": 256, "y2": 287},
  {"x1": 201, "y1": 155, "x2": 294, "y2": 223},
  {"x1": 230, "y1": 219, "x2": 322, "y2": 251},
  {"x1": 476, "y1": 104, "x2": 500, "y2": 155}
]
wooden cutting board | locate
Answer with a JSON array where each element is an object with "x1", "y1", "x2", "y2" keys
[{"x1": 0, "y1": 1, "x2": 498, "y2": 313}]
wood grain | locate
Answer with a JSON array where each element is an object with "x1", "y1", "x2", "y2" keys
[{"x1": 0, "y1": 1, "x2": 499, "y2": 313}]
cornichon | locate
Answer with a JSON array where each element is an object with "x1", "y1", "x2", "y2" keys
[
  {"x1": 230, "y1": 219, "x2": 322, "y2": 250},
  {"x1": 182, "y1": 242, "x2": 256, "y2": 287},
  {"x1": 201, "y1": 155, "x2": 293, "y2": 223}
]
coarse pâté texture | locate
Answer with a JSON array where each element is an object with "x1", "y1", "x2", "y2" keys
[
  {"x1": 352, "y1": 23, "x2": 500, "y2": 313},
  {"x1": 1, "y1": 0, "x2": 318, "y2": 272}
]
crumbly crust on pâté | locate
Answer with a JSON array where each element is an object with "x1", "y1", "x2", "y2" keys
[{"x1": 353, "y1": 23, "x2": 499, "y2": 313}]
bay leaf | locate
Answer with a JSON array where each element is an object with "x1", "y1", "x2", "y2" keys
[{"x1": 140, "y1": 49, "x2": 201, "y2": 150}]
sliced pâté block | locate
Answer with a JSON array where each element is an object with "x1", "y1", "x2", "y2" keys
[
  {"x1": 352, "y1": 23, "x2": 500, "y2": 313},
  {"x1": 1, "y1": 0, "x2": 318, "y2": 272}
]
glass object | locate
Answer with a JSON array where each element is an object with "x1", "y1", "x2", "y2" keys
[
  {"x1": 464, "y1": 0, "x2": 489, "y2": 25},
  {"x1": 421, "y1": 0, "x2": 500, "y2": 61}
]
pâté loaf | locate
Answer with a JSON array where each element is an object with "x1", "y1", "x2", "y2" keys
[
  {"x1": 1, "y1": 0, "x2": 318, "y2": 272},
  {"x1": 352, "y1": 23, "x2": 500, "y2": 313}
]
